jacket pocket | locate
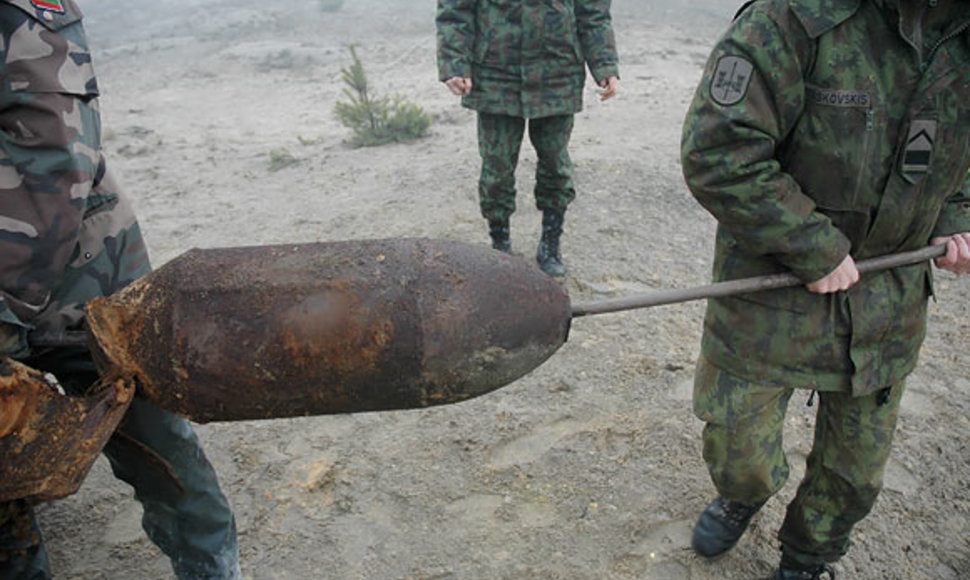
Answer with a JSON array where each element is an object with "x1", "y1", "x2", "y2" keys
[
  {"x1": 713, "y1": 237, "x2": 813, "y2": 314},
  {"x1": 540, "y1": 1, "x2": 580, "y2": 63},
  {"x1": 71, "y1": 167, "x2": 136, "y2": 270},
  {"x1": 474, "y1": 0, "x2": 516, "y2": 65},
  {"x1": 783, "y1": 83, "x2": 875, "y2": 211}
]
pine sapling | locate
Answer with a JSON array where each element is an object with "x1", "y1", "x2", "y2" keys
[{"x1": 334, "y1": 46, "x2": 430, "y2": 147}]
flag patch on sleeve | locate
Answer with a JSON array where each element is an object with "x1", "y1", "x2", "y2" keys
[{"x1": 30, "y1": 0, "x2": 66, "y2": 13}]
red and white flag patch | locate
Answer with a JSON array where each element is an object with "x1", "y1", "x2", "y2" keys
[{"x1": 30, "y1": 0, "x2": 66, "y2": 13}]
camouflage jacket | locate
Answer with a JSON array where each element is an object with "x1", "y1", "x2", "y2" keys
[
  {"x1": 682, "y1": 0, "x2": 970, "y2": 396},
  {"x1": 436, "y1": 0, "x2": 619, "y2": 118},
  {"x1": 0, "y1": 0, "x2": 150, "y2": 348}
]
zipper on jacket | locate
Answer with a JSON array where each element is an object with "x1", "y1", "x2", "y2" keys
[
  {"x1": 924, "y1": 19, "x2": 970, "y2": 69},
  {"x1": 865, "y1": 108, "x2": 875, "y2": 131}
]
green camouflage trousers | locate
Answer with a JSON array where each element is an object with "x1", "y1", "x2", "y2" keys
[
  {"x1": 477, "y1": 113, "x2": 576, "y2": 223},
  {"x1": 693, "y1": 361, "x2": 903, "y2": 566}
]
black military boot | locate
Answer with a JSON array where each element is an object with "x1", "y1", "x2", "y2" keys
[
  {"x1": 691, "y1": 496, "x2": 765, "y2": 558},
  {"x1": 773, "y1": 561, "x2": 836, "y2": 579},
  {"x1": 536, "y1": 210, "x2": 565, "y2": 277},
  {"x1": 488, "y1": 219, "x2": 511, "y2": 253}
]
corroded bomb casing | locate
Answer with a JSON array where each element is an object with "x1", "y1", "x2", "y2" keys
[{"x1": 85, "y1": 238, "x2": 571, "y2": 422}]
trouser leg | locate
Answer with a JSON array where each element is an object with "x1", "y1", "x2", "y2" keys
[
  {"x1": 778, "y1": 383, "x2": 903, "y2": 567},
  {"x1": 0, "y1": 500, "x2": 50, "y2": 580},
  {"x1": 102, "y1": 399, "x2": 239, "y2": 580},
  {"x1": 23, "y1": 347, "x2": 239, "y2": 580},
  {"x1": 477, "y1": 112, "x2": 525, "y2": 223},
  {"x1": 693, "y1": 362, "x2": 794, "y2": 505},
  {"x1": 527, "y1": 114, "x2": 575, "y2": 214}
]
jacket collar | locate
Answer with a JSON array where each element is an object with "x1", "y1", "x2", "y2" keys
[
  {"x1": 791, "y1": 0, "x2": 970, "y2": 45},
  {"x1": 789, "y1": 0, "x2": 862, "y2": 38}
]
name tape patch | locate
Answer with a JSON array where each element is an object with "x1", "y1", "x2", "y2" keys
[{"x1": 807, "y1": 87, "x2": 871, "y2": 108}]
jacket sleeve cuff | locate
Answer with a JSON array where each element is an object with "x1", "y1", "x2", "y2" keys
[
  {"x1": 778, "y1": 228, "x2": 853, "y2": 283},
  {"x1": 438, "y1": 61, "x2": 471, "y2": 82},
  {"x1": 931, "y1": 199, "x2": 970, "y2": 238},
  {"x1": 0, "y1": 306, "x2": 30, "y2": 358},
  {"x1": 0, "y1": 301, "x2": 27, "y2": 328},
  {"x1": 589, "y1": 62, "x2": 619, "y2": 84}
]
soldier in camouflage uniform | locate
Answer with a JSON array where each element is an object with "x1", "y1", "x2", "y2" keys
[
  {"x1": 681, "y1": 0, "x2": 970, "y2": 578},
  {"x1": 0, "y1": 1, "x2": 241, "y2": 578},
  {"x1": 436, "y1": 0, "x2": 619, "y2": 277}
]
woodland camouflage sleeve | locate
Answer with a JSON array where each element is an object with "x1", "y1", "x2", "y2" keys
[
  {"x1": 931, "y1": 173, "x2": 970, "y2": 237},
  {"x1": 576, "y1": 0, "x2": 619, "y2": 82},
  {"x1": 680, "y1": 5, "x2": 851, "y2": 283},
  {"x1": 0, "y1": 6, "x2": 101, "y2": 331},
  {"x1": 436, "y1": 0, "x2": 476, "y2": 82}
]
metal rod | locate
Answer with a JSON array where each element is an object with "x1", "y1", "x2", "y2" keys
[
  {"x1": 570, "y1": 245, "x2": 947, "y2": 318},
  {"x1": 27, "y1": 245, "x2": 949, "y2": 345}
]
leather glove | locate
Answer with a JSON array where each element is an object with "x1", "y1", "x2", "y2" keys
[{"x1": 0, "y1": 322, "x2": 28, "y2": 359}]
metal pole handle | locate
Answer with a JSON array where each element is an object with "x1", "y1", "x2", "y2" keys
[
  {"x1": 570, "y1": 245, "x2": 947, "y2": 318},
  {"x1": 28, "y1": 246, "x2": 949, "y2": 343}
]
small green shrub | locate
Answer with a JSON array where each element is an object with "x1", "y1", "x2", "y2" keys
[
  {"x1": 268, "y1": 148, "x2": 299, "y2": 172},
  {"x1": 297, "y1": 135, "x2": 323, "y2": 146},
  {"x1": 318, "y1": 0, "x2": 344, "y2": 12},
  {"x1": 334, "y1": 46, "x2": 431, "y2": 148}
]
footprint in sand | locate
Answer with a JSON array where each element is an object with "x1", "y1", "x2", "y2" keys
[{"x1": 487, "y1": 418, "x2": 589, "y2": 470}]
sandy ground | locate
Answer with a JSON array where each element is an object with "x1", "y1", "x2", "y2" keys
[{"x1": 31, "y1": 1, "x2": 970, "y2": 578}]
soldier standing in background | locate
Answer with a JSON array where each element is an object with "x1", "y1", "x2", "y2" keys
[
  {"x1": 0, "y1": 1, "x2": 241, "y2": 578},
  {"x1": 436, "y1": 0, "x2": 619, "y2": 277},
  {"x1": 681, "y1": 0, "x2": 970, "y2": 578}
]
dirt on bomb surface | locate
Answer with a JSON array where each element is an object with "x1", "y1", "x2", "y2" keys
[{"x1": 34, "y1": 1, "x2": 970, "y2": 579}]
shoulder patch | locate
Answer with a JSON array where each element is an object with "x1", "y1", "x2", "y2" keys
[
  {"x1": 30, "y1": 0, "x2": 65, "y2": 13},
  {"x1": 3, "y1": 0, "x2": 83, "y2": 38},
  {"x1": 710, "y1": 55, "x2": 754, "y2": 106}
]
